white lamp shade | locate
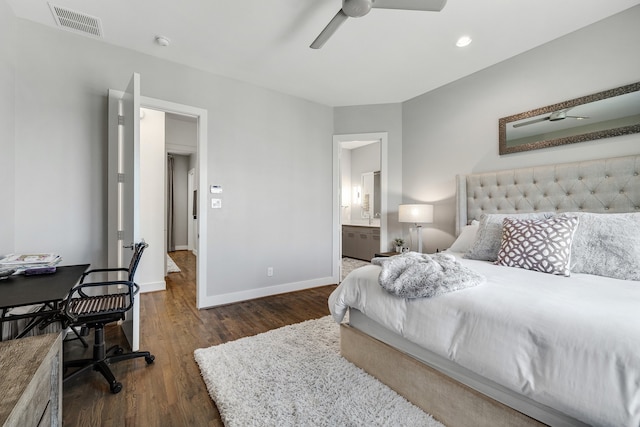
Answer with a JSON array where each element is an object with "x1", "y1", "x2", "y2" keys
[{"x1": 398, "y1": 204, "x2": 433, "y2": 224}]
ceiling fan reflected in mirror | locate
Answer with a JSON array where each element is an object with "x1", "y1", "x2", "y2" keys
[
  {"x1": 512, "y1": 108, "x2": 590, "y2": 128},
  {"x1": 310, "y1": 0, "x2": 448, "y2": 49}
]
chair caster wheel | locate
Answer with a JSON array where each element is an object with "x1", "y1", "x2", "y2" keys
[
  {"x1": 111, "y1": 382, "x2": 123, "y2": 394},
  {"x1": 145, "y1": 355, "x2": 155, "y2": 364}
]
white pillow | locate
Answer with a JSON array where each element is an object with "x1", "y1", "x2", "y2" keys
[{"x1": 449, "y1": 222, "x2": 479, "y2": 253}]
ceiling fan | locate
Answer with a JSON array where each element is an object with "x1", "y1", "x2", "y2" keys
[
  {"x1": 310, "y1": 0, "x2": 448, "y2": 49},
  {"x1": 512, "y1": 108, "x2": 589, "y2": 128}
]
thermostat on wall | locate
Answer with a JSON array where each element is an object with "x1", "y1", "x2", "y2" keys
[{"x1": 210, "y1": 185, "x2": 222, "y2": 194}]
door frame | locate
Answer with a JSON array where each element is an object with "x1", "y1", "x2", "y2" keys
[
  {"x1": 332, "y1": 132, "x2": 388, "y2": 282},
  {"x1": 109, "y1": 92, "x2": 208, "y2": 308},
  {"x1": 142, "y1": 96, "x2": 208, "y2": 309}
]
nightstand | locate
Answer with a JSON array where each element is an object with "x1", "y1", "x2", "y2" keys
[{"x1": 374, "y1": 251, "x2": 400, "y2": 257}]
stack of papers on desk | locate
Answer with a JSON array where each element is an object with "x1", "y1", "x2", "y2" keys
[{"x1": 0, "y1": 253, "x2": 62, "y2": 273}]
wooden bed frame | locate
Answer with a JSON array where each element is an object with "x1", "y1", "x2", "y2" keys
[
  {"x1": 339, "y1": 154, "x2": 640, "y2": 427},
  {"x1": 341, "y1": 324, "x2": 544, "y2": 427}
]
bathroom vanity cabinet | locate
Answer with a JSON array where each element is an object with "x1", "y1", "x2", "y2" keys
[{"x1": 342, "y1": 225, "x2": 380, "y2": 261}]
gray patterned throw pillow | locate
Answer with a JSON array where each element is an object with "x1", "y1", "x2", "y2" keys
[
  {"x1": 494, "y1": 216, "x2": 579, "y2": 276},
  {"x1": 465, "y1": 212, "x2": 554, "y2": 261}
]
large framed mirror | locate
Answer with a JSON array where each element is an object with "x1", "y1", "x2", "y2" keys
[{"x1": 499, "y1": 82, "x2": 640, "y2": 155}]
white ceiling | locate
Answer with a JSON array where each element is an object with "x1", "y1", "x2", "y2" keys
[{"x1": 6, "y1": 0, "x2": 640, "y2": 107}]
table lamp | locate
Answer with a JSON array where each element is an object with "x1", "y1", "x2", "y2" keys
[{"x1": 398, "y1": 204, "x2": 434, "y2": 253}]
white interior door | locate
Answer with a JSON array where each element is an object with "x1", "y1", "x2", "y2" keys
[{"x1": 108, "y1": 72, "x2": 141, "y2": 351}]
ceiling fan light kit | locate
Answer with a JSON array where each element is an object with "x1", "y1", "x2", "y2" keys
[
  {"x1": 310, "y1": 0, "x2": 447, "y2": 49},
  {"x1": 512, "y1": 107, "x2": 590, "y2": 128}
]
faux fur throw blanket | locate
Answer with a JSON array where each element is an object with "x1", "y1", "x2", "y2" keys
[{"x1": 372, "y1": 252, "x2": 485, "y2": 299}]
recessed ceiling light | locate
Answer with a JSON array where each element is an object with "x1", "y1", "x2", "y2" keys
[{"x1": 456, "y1": 36, "x2": 472, "y2": 48}]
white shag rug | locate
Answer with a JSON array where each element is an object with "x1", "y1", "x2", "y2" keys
[
  {"x1": 194, "y1": 316, "x2": 443, "y2": 427},
  {"x1": 166, "y1": 254, "x2": 181, "y2": 273},
  {"x1": 341, "y1": 257, "x2": 370, "y2": 282}
]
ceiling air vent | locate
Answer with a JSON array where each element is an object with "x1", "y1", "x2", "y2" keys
[{"x1": 48, "y1": 3, "x2": 103, "y2": 38}]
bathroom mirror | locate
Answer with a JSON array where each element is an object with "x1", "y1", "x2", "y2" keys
[
  {"x1": 361, "y1": 171, "x2": 381, "y2": 219},
  {"x1": 499, "y1": 82, "x2": 640, "y2": 155}
]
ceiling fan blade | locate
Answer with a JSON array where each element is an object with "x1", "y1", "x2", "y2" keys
[
  {"x1": 372, "y1": 0, "x2": 447, "y2": 12},
  {"x1": 566, "y1": 115, "x2": 590, "y2": 120},
  {"x1": 512, "y1": 116, "x2": 550, "y2": 128},
  {"x1": 310, "y1": 10, "x2": 349, "y2": 49}
]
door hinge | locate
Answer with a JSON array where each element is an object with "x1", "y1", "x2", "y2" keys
[
  {"x1": 118, "y1": 115, "x2": 124, "y2": 125},
  {"x1": 117, "y1": 230, "x2": 124, "y2": 240},
  {"x1": 117, "y1": 173, "x2": 125, "y2": 183}
]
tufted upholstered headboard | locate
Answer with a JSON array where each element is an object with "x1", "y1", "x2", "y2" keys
[{"x1": 455, "y1": 155, "x2": 640, "y2": 235}]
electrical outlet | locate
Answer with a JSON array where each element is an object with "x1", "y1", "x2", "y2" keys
[{"x1": 267, "y1": 267, "x2": 273, "y2": 277}]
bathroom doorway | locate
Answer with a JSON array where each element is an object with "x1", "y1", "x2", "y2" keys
[{"x1": 332, "y1": 132, "x2": 388, "y2": 282}]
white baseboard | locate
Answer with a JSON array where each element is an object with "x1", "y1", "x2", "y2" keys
[
  {"x1": 174, "y1": 245, "x2": 189, "y2": 251},
  {"x1": 197, "y1": 276, "x2": 334, "y2": 309},
  {"x1": 140, "y1": 280, "x2": 166, "y2": 293}
]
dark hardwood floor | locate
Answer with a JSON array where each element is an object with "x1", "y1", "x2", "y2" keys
[{"x1": 63, "y1": 250, "x2": 336, "y2": 426}]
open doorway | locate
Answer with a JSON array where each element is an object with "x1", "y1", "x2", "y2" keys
[
  {"x1": 332, "y1": 132, "x2": 388, "y2": 283},
  {"x1": 139, "y1": 109, "x2": 197, "y2": 289},
  {"x1": 138, "y1": 97, "x2": 208, "y2": 309},
  {"x1": 164, "y1": 113, "x2": 197, "y2": 277}
]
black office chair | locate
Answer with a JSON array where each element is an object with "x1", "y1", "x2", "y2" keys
[
  {"x1": 62, "y1": 242, "x2": 155, "y2": 394},
  {"x1": 63, "y1": 241, "x2": 151, "y2": 346},
  {"x1": 78, "y1": 240, "x2": 148, "y2": 285}
]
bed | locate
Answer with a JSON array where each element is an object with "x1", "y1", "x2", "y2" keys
[{"x1": 329, "y1": 154, "x2": 640, "y2": 427}]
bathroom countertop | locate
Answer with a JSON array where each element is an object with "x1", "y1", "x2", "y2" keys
[{"x1": 342, "y1": 223, "x2": 380, "y2": 228}]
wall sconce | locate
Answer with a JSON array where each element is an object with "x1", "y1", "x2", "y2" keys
[{"x1": 352, "y1": 186, "x2": 361, "y2": 205}]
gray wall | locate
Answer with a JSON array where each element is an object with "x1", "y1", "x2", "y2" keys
[
  {"x1": 5, "y1": 15, "x2": 334, "y2": 300},
  {"x1": 401, "y1": 5, "x2": 640, "y2": 253},
  {"x1": 0, "y1": 2, "x2": 15, "y2": 256},
  {"x1": 350, "y1": 142, "x2": 381, "y2": 183},
  {"x1": 4, "y1": 4, "x2": 639, "y2": 297},
  {"x1": 333, "y1": 6, "x2": 640, "y2": 254},
  {"x1": 334, "y1": 103, "x2": 403, "y2": 250}
]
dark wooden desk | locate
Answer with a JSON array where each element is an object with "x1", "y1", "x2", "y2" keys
[{"x1": 0, "y1": 265, "x2": 89, "y2": 339}]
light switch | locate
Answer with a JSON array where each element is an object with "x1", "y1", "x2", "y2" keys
[{"x1": 211, "y1": 198, "x2": 222, "y2": 209}]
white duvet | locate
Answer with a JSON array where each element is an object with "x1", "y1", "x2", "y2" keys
[{"x1": 329, "y1": 253, "x2": 640, "y2": 427}]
